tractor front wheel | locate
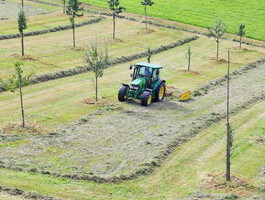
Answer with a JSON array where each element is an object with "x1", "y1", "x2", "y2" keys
[
  {"x1": 118, "y1": 85, "x2": 128, "y2": 102},
  {"x1": 154, "y1": 82, "x2": 166, "y2": 102},
  {"x1": 141, "y1": 91, "x2": 152, "y2": 106}
]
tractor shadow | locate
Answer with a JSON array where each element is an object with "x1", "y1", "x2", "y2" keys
[{"x1": 126, "y1": 97, "x2": 193, "y2": 114}]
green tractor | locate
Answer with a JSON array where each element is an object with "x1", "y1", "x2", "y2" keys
[{"x1": 118, "y1": 62, "x2": 166, "y2": 106}]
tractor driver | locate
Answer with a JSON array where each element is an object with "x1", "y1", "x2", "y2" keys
[
  {"x1": 145, "y1": 67, "x2": 152, "y2": 87},
  {"x1": 145, "y1": 67, "x2": 152, "y2": 76}
]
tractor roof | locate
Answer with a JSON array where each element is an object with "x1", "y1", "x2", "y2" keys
[{"x1": 136, "y1": 62, "x2": 163, "y2": 69}]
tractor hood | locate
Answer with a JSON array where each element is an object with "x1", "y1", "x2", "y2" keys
[{"x1": 131, "y1": 78, "x2": 146, "y2": 86}]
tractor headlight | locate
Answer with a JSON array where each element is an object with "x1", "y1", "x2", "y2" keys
[{"x1": 130, "y1": 85, "x2": 140, "y2": 90}]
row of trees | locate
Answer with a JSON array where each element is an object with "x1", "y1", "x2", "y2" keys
[
  {"x1": 17, "y1": 0, "x2": 246, "y2": 56},
  {"x1": 183, "y1": 19, "x2": 246, "y2": 71}
]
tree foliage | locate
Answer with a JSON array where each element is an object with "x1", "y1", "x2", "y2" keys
[
  {"x1": 17, "y1": 8, "x2": 27, "y2": 56},
  {"x1": 147, "y1": 47, "x2": 152, "y2": 63},
  {"x1": 207, "y1": 19, "x2": 227, "y2": 60},
  {"x1": 107, "y1": 0, "x2": 125, "y2": 39},
  {"x1": 84, "y1": 39, "x2": 109, "y2": 101},
  {"x1": 141, "y1": 0, "x2": 154, "y2": 30},
  {"x1": 66, "y1": 0, "x2": 83, "y2": 47},
  {"x1": 235, "y1": 23, "x2": 246, "y2": 48}
]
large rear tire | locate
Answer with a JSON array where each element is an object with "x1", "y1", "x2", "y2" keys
[
  {"x1": 141, "y1": 91, "x2": 152, "y2": 106},
  {"x1": 154, "y1": 82, "x2": 166, "y2": 102},
  {"x1": 118, "y1": 85, "x2": 128, "y2": 102}
]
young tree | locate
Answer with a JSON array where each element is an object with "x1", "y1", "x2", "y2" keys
[
  {"x1": 185, "y1": 45, "x2": 191, "y2": 71},
  {"x1": 207, "y1": 19, "x2": 227, "y2": 60},
  {"x1": 0, "y1": 61, "x2": 32, "y2": 128},
  {"x1": 141, "y1": 0, "x2": 154, "y2": 30},
  {"x1": 226, "y1": 50, "x2": 235, "y2": 181},
  {"x1": 17, "y1": 8, "x2": 27, "y2": 56},
  {"x1": 107, "y1": 0, "x2": 125, "y2": 39},
  {"x1": 84, "y1": 39, "x2": 109, "y2": 102},
  {"x1": 147, "y1": 47, "x2": 152, "y2": 63},
  {"x1": 66, "y1": 0, "x2": 83, "y2": 48},
  {"x1": 235, "y1": 23, "x2": 246, "y2": 48}
]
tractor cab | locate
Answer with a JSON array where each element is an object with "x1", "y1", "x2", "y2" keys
[
  {"x1": 118, "y1": 62, "x2": 166, "y2": 106},
  {"x1": 131, "y1": 62, "x2": 162, "y2": 89}
]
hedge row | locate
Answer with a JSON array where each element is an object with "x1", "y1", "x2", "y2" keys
[
  {"x1": 0, "y1": 17, "x2": 105, "y2": 41},
  {"x1": 27, "y1": 0, "x2": 62, "y2": 7},
  {"x1": 0, "y1": 36, "x2": 198, "y2": 93},
  {"x1": 0, "y1": 185, "x2": 61, "y2": 200},
  {"x1": 89, "y1": 10, "x2": 265, "y2": 48}
]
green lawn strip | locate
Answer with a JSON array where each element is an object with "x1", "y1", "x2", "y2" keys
[
  {"x1": 0, "y1": 100, "x2": 264, "y2": 199},
  {"x1": 0, "y1": 36, "x2": 263, "y2": 127},
  {"x1": 83, "y1": 0, "x2": 265, "y2": 41},
  {"x1": 0, "y1": 13, "x2": 100, "y2": 36},
  {"x1": 0, "y1": 18, "x2": 188, "y2": 79},
  {"x1": 0, "y1": 140, "x2": 29, "y2": 149}
]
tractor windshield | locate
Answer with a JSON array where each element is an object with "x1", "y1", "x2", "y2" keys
[{"x1": 135, "y1": 66, "x2": 152, "y2": 78}]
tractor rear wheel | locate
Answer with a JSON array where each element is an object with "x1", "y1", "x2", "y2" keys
[
  {"x1": 141, "y1": 91, "x2": 152, "y2": 106},
  {"x1": 154, "y1": 82, "x2": 166, "y2": 102},
  {"x1": 118, "y1": 85, "x2": 128, "y2": 102}
]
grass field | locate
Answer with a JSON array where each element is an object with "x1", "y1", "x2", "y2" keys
[
  {"x1": 83, "y1": 0, "x2": 265, "y2": 41},
  {"x1": 0, "y1": 99, "x2": 264, "y2": 199},
  {"x1": 0, "y1": 1, "x2": 265, "y2": 199}
]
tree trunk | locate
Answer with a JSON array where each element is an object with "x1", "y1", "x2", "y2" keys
[
  {"x1": 63, "y1": 0, "x2": 66, "y2": 14},
  {"x1": 21, "y1": 30, "x2": 24, "y2": 56},
  {"x1": 22, "y1": 0, "x2": 24, "y2": 7},
  {"x1": 19, "y1": 77, "x2": 25, "y2": 128},
  {"x1": 72, "y1": 17, "x2": 75, "y2": 48},
  {"x1": 240, "y1": 36, "x2": 242, "y2": 48},
  {"x1": 188, "y1": 46, "x2": 191, "y2": 71},
  {"x1": 145, "y1": 6, "x2": 147, "y2": 30},
  {"x1": 113, "y1": 14, "x2": 115, "y2": 39},
  {"x1": 95, "y1": 76, "x2": 98, "y2": 102},
  {"x1": 216, "y1": 40, "x2": 219, "y2": 60},
  {"x1": 226, "y1": 50, "x2": 230, "y2": 181}
]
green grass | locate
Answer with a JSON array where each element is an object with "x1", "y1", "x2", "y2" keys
[
  {"x1": 0, "y1": 37, "x2": 264, "y2": 128},
  {"x1": 0, "y1": 12, "x2": 95, "y2": 35},
  {"x1": 0, "y1": 17, "x2": 187, "y2": 79},
  {"x1": 0, "y1": 100, "x2": 264, "y2": 199},
  {"x1": 83, "y1": 0, "x2": 265, "y2": 41}
]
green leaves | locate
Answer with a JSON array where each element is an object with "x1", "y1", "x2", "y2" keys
[
  {"x1": 17, "y1": 9, "x2": 27, "y2": 33},
  {"x1": 107, "y1": 0, "x2": 125, "y2": 15},
  {"x1": 141, "y1": 0, "x2": 154, "y2": 6},
  {"x1": 1, "y1": 61, "x2": 33, "y2": 93},
  {"x1": 66, "y1": 0, "x2": 83, "y2": 17},
  {"x1": 207, "y1": 18, "x2": 228, "y2": 41},
  {"x1": 235, "y1": 23, "x2": 246, "y2": 37},
  {"x1": 84, "y1": 38, "x2": 109, "y2": 78}
]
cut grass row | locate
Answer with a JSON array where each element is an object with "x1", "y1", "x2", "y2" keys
[
  {"x1": 83, "y1": 0, "x2": 265, "y2": 41},
  {"x1": 0, "y1": 16, "x2": 189, "y2": 79},
  {"x1": 0, "y1": 36, "x2": 264, "y2": 129},
  {"x1": 0, "y1": 99, "x2": 264, "y2": 199}
]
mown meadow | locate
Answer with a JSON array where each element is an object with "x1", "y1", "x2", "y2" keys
[{"x1": 0, "y1": 0, "x2": 265, "y2": 199}]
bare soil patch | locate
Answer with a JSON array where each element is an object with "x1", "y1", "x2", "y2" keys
[{"x1": 0, "y1": 0, "x2": 45, "y2": 20}]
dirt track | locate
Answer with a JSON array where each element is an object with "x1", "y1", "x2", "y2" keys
[{"x1": 0, "y1": 59, "x2": 264, "y2": 182}]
